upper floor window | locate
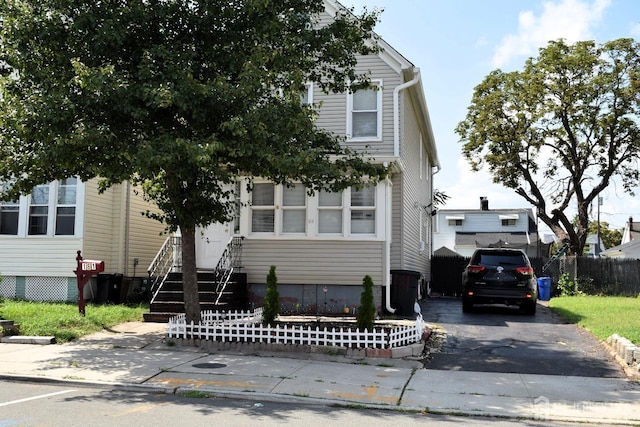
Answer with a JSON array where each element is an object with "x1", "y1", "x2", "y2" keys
[
  {"x1": 348, "y1": 81, "x2": 382, "y2": 141},
  {"x1": 446, "y1": 215, "x2": 464, "y2": 227},
  {"x1": 500, "y1": 214, "x2": 518, "y2": 227},
  {"x1": 300, "y1": 82, "x2": 313, "y2": 106},
  {"x1": 56, "y1": 178, "x2": 77, "y2": 235}
]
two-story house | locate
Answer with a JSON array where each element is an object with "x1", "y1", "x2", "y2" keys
[
  {"x1": 0, "y1": 179, "x2": 167, "y2": 303},
  {"x1": 433, "y1": 197, "x2": 541, "y2": 259},
  {"x1": 173, "y1": 0, "x2": 440, "y2": 317}
]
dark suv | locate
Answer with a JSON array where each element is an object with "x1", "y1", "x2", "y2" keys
[{"x1": 462, "y1": 248, "x2": 538, "y2": 315}]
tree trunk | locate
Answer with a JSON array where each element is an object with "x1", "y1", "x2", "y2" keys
[{"x1": 181, "y1": 226, "x2": 201, "y2": 323}]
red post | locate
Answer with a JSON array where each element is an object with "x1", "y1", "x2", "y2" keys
[
  {"x1": 73, "y1": 251, "x2": 105, "y2": 316},
  {"x1": 74, "y1": 251, "x2": 87, "y2": 316}
]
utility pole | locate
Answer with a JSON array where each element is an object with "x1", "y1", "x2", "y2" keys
[{"x1": 596, "y1": 196, "x2": 602, "y2": 256}]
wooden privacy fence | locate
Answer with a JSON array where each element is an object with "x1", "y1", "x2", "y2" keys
[{"x1": 167, "y1": 308, "x2": 425, "y2": 349}]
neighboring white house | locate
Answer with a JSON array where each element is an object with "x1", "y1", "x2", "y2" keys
[
  {"x1": 621, "y1": 216, "x2": 640, "y2": 244},
  {"x1": 0, "y1": 179, "x2": 167, "y2": 302},
  {"x1": 190, "y1": 0, "x2": 441, "y2": 315},
  {"x1": 433, "y1": 197, "x2": 543, "y2": 258},
  {"x1": 600, "y1": 216, "x2": 640, "y2": 259}
]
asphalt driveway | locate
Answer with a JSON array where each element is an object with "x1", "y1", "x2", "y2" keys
[{"x1": 420, "y1": 297, "x2": 626, "y2": 378}]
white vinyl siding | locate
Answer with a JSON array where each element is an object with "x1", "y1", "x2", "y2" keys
[{"x1": 313, "y1": 56, "x2": 400, "y2": 156}]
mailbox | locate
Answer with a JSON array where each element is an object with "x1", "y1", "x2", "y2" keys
[
  {"x1": 80, "y1": 260, "x2": 105, "y2": 274},
  {"x1": 74, "y1": 251, "x2": 105, "y2": 316}
]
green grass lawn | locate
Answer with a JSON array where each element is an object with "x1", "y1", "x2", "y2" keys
[
  {"x1": 549, "y1": 296, "x2": 640, "y2": 344},
  {"x1": 0, "y1": 300, "x2": 147, "y2": 343}
]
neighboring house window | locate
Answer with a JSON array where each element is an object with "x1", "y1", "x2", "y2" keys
[
  {"x1": 447, "y1": 216, "x2": 464, "y2": 226},
  {"x1": 28, "y1": 179, "x2": 78, "y2": 236},
  {"x1": 318, "y1": 189, "x2": 343, "y2": 234},
  {"x1": 282, "y1": 185, "x2": 306, "y2": 233},
  {"x1": 499, "y1": 214, "x2": 518, "y2": 227},
  {"x1": 0, "y1": 183, "x2": 19, "y2": 235},
  {"x1": 55, "y1": 178, "x2": 77, "y2": 235},
  {"x1": 29, "y1": 184, "x2": 50, "y2": 235},
  {"x1": 350, "y1": 186, "x2": 375, "y2": 234},
  {"x1": 251, "y1": 183, "x2": 275, "y2": 233},
  {"x1": 348, "y1": 81, "x2": 382, "y2": 140}
]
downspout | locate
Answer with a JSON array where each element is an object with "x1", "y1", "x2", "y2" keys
[{"x1": 384, "y1": 70, "x2": 421, "y2": 314}]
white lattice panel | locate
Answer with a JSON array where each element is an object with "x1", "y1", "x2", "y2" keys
[
  {"x1": 0, "y1": 276, "x2": 17, "y2": 298},
  {"x1": 25, "y1": 276, "x2": 68, "y2": 301}
]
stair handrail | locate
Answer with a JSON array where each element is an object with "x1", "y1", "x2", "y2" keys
[
  {"x1": 213, "y1": 236, "x2": 244, "y2": 305},
  {"x1": 148, "y1": 235, "x2": 182, "y2": 302}
]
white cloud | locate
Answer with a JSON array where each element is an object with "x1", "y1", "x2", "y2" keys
[
  {"x1": 631, "y1": 22, "x2": 640, "y2": 38},
  {"x1": 492, "y1": 0, "x2": 612, "y2": 68}
]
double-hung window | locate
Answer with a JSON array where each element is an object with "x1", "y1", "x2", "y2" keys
[
  {"x1": 350, "y1": 186, "x2": 375, "y2": 234},
  {"x1": 29, "y1": 184, "x2": 50, "y2": 235},
  {"x1": 251, "y1": 183, "x2": 275, "y2": 233},
  {"x1": 27, "y1": 179, "x2": 78, "y2": 236},
  {"x1": 318, "y1": 190, "x2": 343, "y2": 234},
  {"x1": 348, "y1": 81, "x2": 382, "y2": 140},
  {"x1": 0, "y1": 183, "x2": 19, "y2": 235},
  {"x1": 282, "y1": 185, "x2": 306, "y2": 233},
  {"x1": 55, "y1": 178, "x2": 77, "y2": 235}
]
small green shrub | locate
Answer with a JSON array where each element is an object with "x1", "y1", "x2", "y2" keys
[
  {"x1": 263, "y1": 265, "x2": 280, "y2": 324},
  {"x1": 356, "y1": 275, "x2": 376, "y2": 331},
  {"x1": 557, "y1": 273, "x2": 584, "y2": 296}
]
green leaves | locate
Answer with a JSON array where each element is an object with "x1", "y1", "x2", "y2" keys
[
  {"x1": 0, "y1": 0, "x2": 385, "y2": 231},
  {"x1": 456, "y1": 38, "x2": 640, "y2": 255}
]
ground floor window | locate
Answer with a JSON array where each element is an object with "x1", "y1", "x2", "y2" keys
[
  {"x1": 0, "y1": 178, "x2": 82, "y2": 237},
  {"x1": 248, "y1": 182, "x2": 380, "y2": 238}
]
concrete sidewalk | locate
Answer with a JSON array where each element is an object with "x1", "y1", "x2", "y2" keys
[{"x1": 0, "y1": 322, "x2": 639, "y2": 424}]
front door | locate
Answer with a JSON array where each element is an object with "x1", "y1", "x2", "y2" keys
[{"x1": 196, "y1": 222, "x2": 233, "y2": 269}]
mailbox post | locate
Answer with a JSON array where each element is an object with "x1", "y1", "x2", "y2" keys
[{"x1": 73, "y1": 250, "x2": 105, "y2": 316}]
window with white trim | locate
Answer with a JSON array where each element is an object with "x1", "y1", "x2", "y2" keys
[
  {"x1": 0, "y1": 183, "x2": 19, "y2": 235},
  {"x1": 27, "y1": 179, "x2": 79, "y2": 236},
  {"x1": 29, "y1": 184, "x2": 50, "y2": 235},
  {"x1": 282, "y1": 185, "x2": 306, "y2": 233},
  {"x1": 250, "y1": 183, "x2": 275, "y2": 233},
  {"x1": 300, "y1": 82, "x2": 313, "y2": 105},
  {"x1": 318, "y1": 189, "x2": 343, "y2": 234},
  {"x1": 348, "y1": 82, "x2": 382, "y2": 140},
  {"x1": 55, "y1": 178, "x2": 77, "y2": 235},
  {"x1": 350, "y1": 186, "x2": 375, "y2": 234}
]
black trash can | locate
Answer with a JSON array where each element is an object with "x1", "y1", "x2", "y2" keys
[
  {"x1": 390, "y1": 270, "x2": 421, "y2": 317},
  {"x1": 96, "y1": 274, "x2": 112, "y2": 304},
  {"x1": 108, "y1": 273, "x2": 124, "y2": 304}
]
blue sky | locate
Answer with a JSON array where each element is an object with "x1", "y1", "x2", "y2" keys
[{"x1": 344, "y1": 0, "x2": 640, "y2": 233}]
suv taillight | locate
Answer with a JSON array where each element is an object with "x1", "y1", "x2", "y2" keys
[
  {"x1": 516, "y1": 266, "x2": 534, "y2": 275},
  {"x1": 467, "y1": 265, "x2": 485, "y2": 273}
]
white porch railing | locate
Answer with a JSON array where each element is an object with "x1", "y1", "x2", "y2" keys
[{"x1": 167, "y1": 308, "x2": 425, "y2": 349}]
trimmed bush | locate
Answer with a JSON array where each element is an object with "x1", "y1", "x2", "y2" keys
[
  {"x1": 263, "y1": 265, "x2": 280, "y2": 324},
  {"x1": 356, "y1": 275, "x2": 376, "y2": 331}
]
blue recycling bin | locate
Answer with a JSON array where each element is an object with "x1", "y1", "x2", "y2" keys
[{"x1": 537, "y1": 277, "x2": 551, "y2": 301}]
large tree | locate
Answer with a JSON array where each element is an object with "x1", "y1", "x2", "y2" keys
[
  {"x1": 456, "y1": 38, "x2": 640, "y2": 256},
  {"x1": 0, "y1": 0, "x2": 388, "y2": 322}
]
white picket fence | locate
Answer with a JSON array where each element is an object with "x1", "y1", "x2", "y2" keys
[{"x1": 167, "y1": 308, "x2": 424, "y2": 349}]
